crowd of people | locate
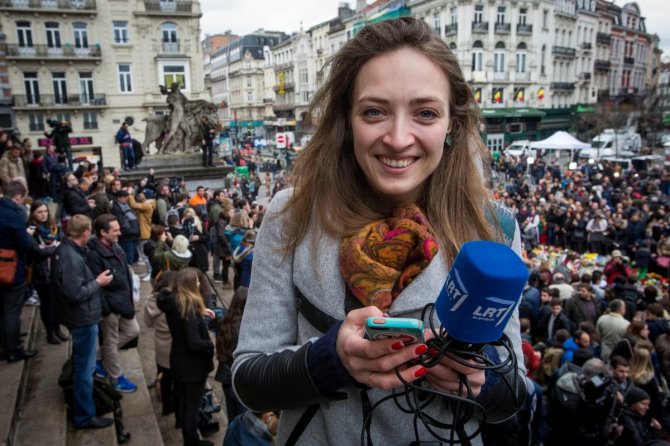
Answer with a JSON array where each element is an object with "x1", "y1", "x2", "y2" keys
[{"x1": 4, "y1": 16, "x2": 670, "y2": 446}]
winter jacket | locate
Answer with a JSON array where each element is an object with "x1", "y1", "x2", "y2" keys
[
  {"x1": 86, "y1": 238, "x2": 134, "y2": 319},
  {"x1": 233, "y1": 244, "x2": 253, "y2": 288},
  {"x1": 232, "y1": 189, "x2": 527, "y2": 445},
  {"x1": 154, "y1": 240, "x2": 191, "y2": 272},
  {"x1": 144, "y1": 289, "x2": 172, "y2": 369},
  {"x1": 112, "y1": 200, "x2": 140, "y2": 241},
  {"x1": 52, "y1": 237, "x2": 103, "y2": 328},
  {"x1": 0, "y1": 151, "x2": 25, "y2": 187},
  {"x1": 0, "y1": 197, "x2": 35, "y2": 285},
  {"x1": 596, "y1": 312, "x2": 630, "y2": 361},
  {"x1": 128, "y1": 195, "x2": 155, "y2": 240},
  {"x1": 212, "y1": 217, "x2": 232, "y2": 258},
  {"x1": 62, "y1": 185, "x2": 91, "y2": 218},
  {"x1": 28, "y1": 227, "x2": 60, "y2": 285},
  {"x1": 157, "y1": 289, "x2": 214, "y2": 383}
]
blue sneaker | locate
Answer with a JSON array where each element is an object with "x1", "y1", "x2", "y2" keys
[
  {"x1": 112, "y1": 374, "x2": 137, "y2": 393},
  {"x1": 94, "y1": 360, "x2": 108, "y2": 379}
]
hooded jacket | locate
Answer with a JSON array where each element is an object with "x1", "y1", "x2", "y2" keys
[
  {"x1": 86, "y1": 237, "x2": 134, "y2": 319},
  {"x1": 52, "y1": 237, "x2": 103, "y2": 328},
  {"x1": 157, "y1": 289, "x2": 213, "y2": 383},
  {"x1": 0, "y1": 197, "x2": 35, "y2": 285}
]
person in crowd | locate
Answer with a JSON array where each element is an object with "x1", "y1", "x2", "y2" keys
[
  {"x1": 158, "y1": 267, "x2": 215, "y2": 446},
  {"x1": 0, "y1": 181, "x2": 37, "y2": 362},
  {"x1": 116, "y1": 121, "x2": 135, "y2": 171},
  {"x1": 627, "y1": 347, "x2": 670, "y2": 432},
  {"x1": 223, "y1": 411, "x2": 279, "y2": 446},
  {"x1": 212, "y1": 206, "x2": 234, "y2": 288},
  {"x1": 200, "y1": 115, "x2": 216, "y2": 168},
  {"x1": 611, "y1": 320, "x2": 654, "y2": 361},
  {"x1": 45, "y1": 119, "x2": 73, "y2": 169},
  {"x1": 144, "y1": 225, "x2": 169, "y2": 282},
  {"x1": 596, "y1": 299, "x2": 630, "y2": 361},
  {"x1": 52, "y1": 214, "x2": 114, "y2": 429},
  {"x1": 61, "y1": 173, "x2": 92, "y2": 220},
  {"x1": 216, "y1": 286, "x2": 248, "y2": 424},
  {"x1": 605, "y1": 249, "x2": 632, "y2": 286},
  {"x1": 586, "y1": 212, "x2": 608, "y2": 255},
  {"x1": 561, "y1": 329, "x2": 592, "y2": 365},
  {"x1": 0, "y1": 139, "x2": 27, "y2": 190},
  {"x1": 231, "y1": 18, "x2": 525, "y2": 444},
  {"x1": 188, "y1": 186, "x2": 208, "y2": 220},
  {"x1": 182, "y1": 207, "x2": 209, "y2": 273},
  {"x1": 645, "y1": 303, "x2": 669, "y2": 345},
  {"x1": 548, "y1": 272, "x2": 574, "y2": 301},
  {"x1": 226, "y1": 210, "x2": 250, "y2": 290},
  {"x1": 111, "y1": 189, "x2": 140, "y2": 264},
  {"x1": 615, "y1": 386, "x2": 670, "y2": 446},
  {"x1": 232, "y1": 230, "x2": 255, "y2": 289},
  {"x1": 28, "y1": 152, "x2": 48, "y2": 199},
  {"x1": 27, "y1": 199, "x2": 68, "y2": 345},
  {"x1": 155, "y1": 233, "x2": 191, "y2": 272},
  {"x1": 144, "y1": 270, "x2": 177, "y2": 416},
  {"x1": 564, "y1": 283, "x2": 602, "y2": 327},
  {"x1": 86, "y1": 214, "x2": 140, "y2": 393},
  {"x1": 127, "y1": 186, "x2": 156, "y2": 278},
  {"x1": 154, "y1": 182, "x2": 171, "y2": 226}
]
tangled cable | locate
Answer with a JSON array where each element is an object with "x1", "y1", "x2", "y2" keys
[{"x1": 360, "y1": 303, "x2": 523, "y2": 446}]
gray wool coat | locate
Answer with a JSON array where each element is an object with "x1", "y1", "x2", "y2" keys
[{"x1": 232, "y1": 189, "x2": 526, "y2": 445}]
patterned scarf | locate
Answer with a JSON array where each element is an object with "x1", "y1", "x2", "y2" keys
[{"x1": 339, "y1": 205, "x2": 439, "y2": 312}]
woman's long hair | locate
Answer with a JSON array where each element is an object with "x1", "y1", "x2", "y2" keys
[
  {"x1": 28, "y1": 199, "x2": 56, "y2": 230},
  {"x1": 174, "y1": 267, "x2": 206, "y2": 320},
  {"x1": 282, "y1": 17, "x2": 497, "y2": 264},
  {"x1": 629, "y1": 346, "x2": 655, "y2": 384},
  {"x1": 216, "y1": 287, "x2": 248, "y2": 364}
]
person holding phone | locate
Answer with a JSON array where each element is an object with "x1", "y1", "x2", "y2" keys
[
  {"x1": 232, "y1": 18, "x2": 525, "y2": 445},
  {"x1": 52, "y1": 214, "x2": 115, "y2": 429}
]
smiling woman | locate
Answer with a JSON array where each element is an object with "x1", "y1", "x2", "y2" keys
[{"x1": 231, "y1": 17, "x2": 526, "y2": 446}]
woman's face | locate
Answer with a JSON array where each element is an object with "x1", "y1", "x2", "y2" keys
[
  {"x1": 66, "y1": 175, "x2": 77, "y2": 187},
  {"x1": 351, "y1": 47, "x2": 451, "y2": 205},
  {"x1": 32, "y1": 205, "x2": 48, "y2": 223}
]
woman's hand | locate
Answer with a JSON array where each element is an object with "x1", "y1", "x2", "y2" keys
[
  {"x1": 204, "y1": 308, "x2": 215, "y2": 319},
  {"x1": 336, "y1": 307, "x2": 428, "y2": 390}
]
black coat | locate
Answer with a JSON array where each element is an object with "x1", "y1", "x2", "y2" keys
[
  {"x1": 28, "y1": 229, "x2": 59, "y2": 285},
  {"x1": 157, "y1": 290, "x2": 214, "y2": 383},
  {"x1": 52, "y1": 238, "x2": 103, "y2": 328},
  {"x1": 182, "y1": 219, "x2": 209, "y2": 272},
  {"x1": 62, "y1": 185, "x2": 91, "y2": 217},
  {"x1": 0, "y1": 197, "x2": 35, "y2": 285},
  {"x1": 536, "y1": 311, "x2": 575, "y2": 342},
  {"x1": 86, "y1": 238, "x2": 134, "y2": 319}
]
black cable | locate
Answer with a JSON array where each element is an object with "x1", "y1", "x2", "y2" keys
[{"x1": 359, "y1": 303, "x2": 522, "y2": 446}]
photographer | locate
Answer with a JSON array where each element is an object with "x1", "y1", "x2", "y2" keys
[
  {"x1": 45, "y1": 119, "x2": 73, "y2": 170},
  {"x1": 547, "y1": 358, "x2": 622, "y2": 446}
]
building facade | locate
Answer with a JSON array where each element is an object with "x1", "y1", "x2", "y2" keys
[{"x1": 1, "y1": 0, "x2": 207, "y2": 167}]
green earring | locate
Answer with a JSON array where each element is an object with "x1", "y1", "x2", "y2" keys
[{"x1": 444, "y1": 134, "x2": 452, "y2": 148}]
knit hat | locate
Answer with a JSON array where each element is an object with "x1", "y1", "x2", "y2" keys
[
  {"x1": 625, "y1": 386, "x2": 650, "y2": 406},
  {"x1": 611, "y1": 249, "x2": 623, "y2": 259},
  {"x1": 171, "y1": 235, "x2": 192, "y2": 259}
]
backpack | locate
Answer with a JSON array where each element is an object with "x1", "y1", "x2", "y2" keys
[
  {"x1": 165, "y1": 207, "x2": 180, "y2": 227},
  {"x1": 119, "y1": 206, "x2": 140, "y2": 237}
]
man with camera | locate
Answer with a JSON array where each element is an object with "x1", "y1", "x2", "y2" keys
[{"x1": 45, "y1": 119, "x2": 73, "y2": 170}]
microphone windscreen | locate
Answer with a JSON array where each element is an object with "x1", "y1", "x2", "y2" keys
[{"x1": 435, "y1": 241, "x2": 528, "y2": 344}]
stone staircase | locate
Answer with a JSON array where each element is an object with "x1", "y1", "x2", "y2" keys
[
  {"x1": 120, "y1": 152, "x2": 235, "y2": 183},
  {"x1": 2, "y1": 265, "x2": 233, "y2": 446}
]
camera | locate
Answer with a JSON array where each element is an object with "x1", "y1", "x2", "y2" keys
[
  {"x1": 581, "y1": 373, "x2": 615, "y2": 406},
  {"x1": 46, "y1": 118, "x2": 59, "y2": 128}
]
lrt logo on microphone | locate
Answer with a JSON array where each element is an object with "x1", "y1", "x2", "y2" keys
[
  {"x1": 472, "y1": 297, "x2": 516, "y2": 327},
  {"x1": 445, "y1": 269, "x2": 469, "y2": 311}
]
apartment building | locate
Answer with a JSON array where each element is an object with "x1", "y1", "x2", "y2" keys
[{"x1": 1, "y1": 0, "x2": 207, "y2": 167}]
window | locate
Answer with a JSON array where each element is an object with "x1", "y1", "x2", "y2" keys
[
  {"x1": 472, "y1": 41, "x2": 483, "y2": 71},
  {"x1": 161, "y1": 65, "x2": 185, "y2": 89},
  {"x1": 300, "y1": 68, "x2": 308, "y2": 83},
  {"x1": 24, "y1": 72, "x2": 40, "y2": 105},
  {"x1": 450, "y1": 7, "x2": 457, "y2": 25},
  {"x1": 497, "y1": 6, "x2": 506, "y2": 24},
  {"x1": 494, "y1": 42, "x2": 505, "y2": 72},
  {"x1": 82, "y1": 111, "x2": 98, "y2": 130},
  {"x1": 161, "y1": 22, "x2": 177, "y2": 42},
  {"x1": 118, "y1": 64, "x2": 132, "y2": 92},
  {"x1": 519, "y1": 8, "x2": 527, "y2": 25},
  {"x1": 16, "y1": 21, "x2": 33, "y2": 48},
  {"x1": 246, "y1": 76, "x2": 251, "y2": 87},
  {"x1": 433, "y1": 13, "x2": 441, "y2": 34},
  {"x1": 449, "y1": 42, "x2": 457, "y2": 50},
  {"x1": 247, "y1": 92, "x2": 252, "y2": 102},
  {"x1": 516, "y1": 43, "x2": 527, "y2": 72},
  {"x1": 28, "y1": 113, "x2": 44, "y2": 132},
  {"x1": 73, "y1": 22, "x2": 88, "y2": 49},
  {"x1": 53, "y1": 112, "x2": 71, "y2": 123},
  {"x1": 474, "y1": 5, "x2": 483, "y2": 23},
  {"x1": 113, "y1": 21, "x2": 129, "y2": 44},
  {"x1": 52, "y1": 72, "x2": 68, "y2": 104},
  {"x1": 79, "y1": 72, "x2": 94, "y2": 103},
  {"x1": 541, "y1": 45, "x2": 546, "y2": 75},
  {"x1": 543, "y1": 10, "x2": 549, "y2": 29},
  {"x1": 45, "y1": 22, "x2": 61, "y2": 49}
]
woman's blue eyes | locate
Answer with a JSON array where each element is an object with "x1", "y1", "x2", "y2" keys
[
  {"x1": 362, "y1": 108, "x2": 438, "y2": 119},
  {"x1": 418, "y1": 110, "x2": 438, "y2": 119}
]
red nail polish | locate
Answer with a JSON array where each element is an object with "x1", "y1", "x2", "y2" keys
[
  {"x1": 428, "y1": 347, "x2": 439, "y2": 357},
  {"x1": 415, "y1": 344, "x2": 428, "y2": 355},
  {"x1": 414, "y1": 367, "x2": 428, "y2": 378},
  {"x1": 391, "y1": 341, "x2": 404, "y2": 351}
]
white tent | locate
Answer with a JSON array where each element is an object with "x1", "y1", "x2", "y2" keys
[{"x1": 529, "y1": 131, "x2": 590, "y2": 150}]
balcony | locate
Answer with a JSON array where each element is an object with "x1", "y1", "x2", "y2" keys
[
  {"x1": 516, "y1": 23, "x2": 532, "y2": 35},
  {"x1": 579, "y1": 72, "x2": 592, "y2": 81},
  {"x1": 471, "y1": 21, "x2": 488, "y2": 33},
  {"x1": 273, "y1": 103, "x2": 294, "y2": 113},
  {"x1": 142, "y1": 0, "x2": 193, "y2": 13},
  {"x1": 494, "y1": 22, "x2": 511, "y2": 34},
  {"x1": 444, "y1": 23, "x2": 457, "y2": 35},
  {"x1": 551, "y1": 82, "x2": 575, "y2": 91},
  {"x1": 514, "y1": 72, "x2": 531, "y2": 82},
  {"x1": 624, "y1": 56, "x2": 635, "y2": 65},
  {"x1": 6, "y1": 43, "x2": 101, "y2": 60},
  {"x1": 273, "y1": 82, "x2": 295, "y2": 92},
  {"x1": 161, "y1": 40, "x2": 180, "y2": 54},
  {"x1": 596, "y1": 32, "x2": 611, "y2": 45},
  {"x1": 13, "y1": 93, "x2": 107, "y2": 108},
  {"x1": 581, "y1": 42, "x2": 592, "y2": 50},
  {"x1": 493, "y1": 71, "x2": 508, "y2": 81},
  {"x1": 552, "y1": 46, "x2": 576, "y2": 58},
  {"x1": 595, "y1": 59, "x2": 611, "y2": 71},
  {"x1": 0, "y1": 0, "x2": 96, "y2": 13}
]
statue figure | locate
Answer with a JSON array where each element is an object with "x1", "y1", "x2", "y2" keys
[{"x1": 142, "y1": 83, "x2": 219, "y2": 154}]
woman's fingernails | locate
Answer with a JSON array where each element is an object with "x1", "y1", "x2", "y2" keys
[
  {"x1": 415, "y1": 344, "x2": 428, "y2": 355},
  {"x1": 391, "y1": 341, "x2": 404, "y2": 351},
  {"x1": 382, "y1": 313, "x2": 390, "y2": 317},
  {"x1": 428, "y1": 347, "x2": 439, "y2": 357},
  {"x1": 414, "y1": 367, "x2": 428, "y2": 378}
]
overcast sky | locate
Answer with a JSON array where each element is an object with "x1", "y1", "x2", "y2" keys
[{"x1": 200, "y1": 0, "x2": 670, "y2": 56}]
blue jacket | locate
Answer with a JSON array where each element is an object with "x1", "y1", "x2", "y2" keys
[
  {"x1": 223, "y1": 411, "x2": 273, "y2": 446},
  {"x1": 0, "y1": 197, "x2": 35, "y2": 285}
]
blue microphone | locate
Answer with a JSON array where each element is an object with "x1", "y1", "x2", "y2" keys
[{"x1": 434, "y1": 241, "x2": 528, "y2": 345}]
